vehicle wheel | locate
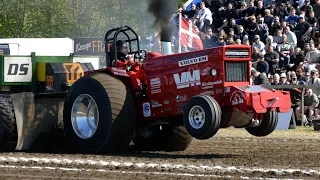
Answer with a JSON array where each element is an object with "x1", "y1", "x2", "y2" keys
[
  {"x1": 133, "y1": 124, "x2": 193, "y2": 151},
  {"x1": 63, "y1": 73, "x2": 136, "y2": 154},
  {"x1": 183, "y1": 95, "x2": 221, "y2": 140},
  {"x1": 0, "y1": 99, "x2": 17, "y2": 150},
  {"x1": 245, "y1": 110, "x2": 278, "y2": 137}
]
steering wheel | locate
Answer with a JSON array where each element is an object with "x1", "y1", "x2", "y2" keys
[{"x1": 133, "y1": 49, "x2": 147, "y2": 62}]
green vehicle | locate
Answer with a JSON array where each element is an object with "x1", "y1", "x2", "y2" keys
[{"x1": 0, "y1": 52, "x2": 95, "y2": 151}]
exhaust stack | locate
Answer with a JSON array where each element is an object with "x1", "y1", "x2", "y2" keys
[{"x1": 161, "y1": 41, "x2": 172, "y2": 55}]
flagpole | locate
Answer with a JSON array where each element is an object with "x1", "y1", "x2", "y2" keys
[{"x1": 178, "y1": 12, "x2": 182, "y2": 53}]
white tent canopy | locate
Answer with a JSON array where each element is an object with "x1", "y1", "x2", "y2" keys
[{"x1": 0, "y1": 38, "x2": 73, "y2": 56}]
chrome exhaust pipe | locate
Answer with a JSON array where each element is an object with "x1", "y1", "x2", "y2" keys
[{"x1": 161, "y1": 41, "x2": 172, "y2": 55}]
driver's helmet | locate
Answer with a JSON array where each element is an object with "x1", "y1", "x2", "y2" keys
[{"x1": 116, "y1": 40, "x2": 128, "y2": 61}]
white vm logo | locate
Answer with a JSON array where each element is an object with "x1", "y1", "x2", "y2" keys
[{"x1": 173, "y1": 70, "x2": 201, "y2": 89}]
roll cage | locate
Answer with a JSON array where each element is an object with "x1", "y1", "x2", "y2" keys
[{"x1": 104, "y1": 26, "x2": 145, "y2": 68}]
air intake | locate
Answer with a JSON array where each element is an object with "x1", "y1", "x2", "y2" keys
[{"x1": 225, "y1": 49, "x2": 249, "y2": 58}]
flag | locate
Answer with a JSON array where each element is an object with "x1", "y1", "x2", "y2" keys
[{"x1": 178, "y1": 13, "x2": 203, "y2": 51}]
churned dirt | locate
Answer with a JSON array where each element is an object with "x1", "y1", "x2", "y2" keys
[{"x1": 0, "y1": 127, "x2": 319, "y2": 180}]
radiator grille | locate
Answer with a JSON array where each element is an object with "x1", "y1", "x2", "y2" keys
[
  {"x1": 225, "y1": 49, "x2": 249, "y2": 58},
  {"x1": 224, "y1": 61, "x2": 249, "y2": 82}
]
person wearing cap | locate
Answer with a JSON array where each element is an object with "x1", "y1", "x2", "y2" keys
[
  {"x1": 307, "y1": 68, "x2": 320, "y2": 97},
  {"x1": 251, "y1": 68, "x2": 270, "y2": 85},
  {"x1": 301, "y1": 0, "x2": 313, "y2": 18},
  {"x1": 279, "y1": 72, "x2": 290, "y2": 85},
  {"x1": 294, "y1": 14, "x2": 312, "y2": 48},
  {"x1": 252, "y1": 35, "x2": 266, "y2": 55}
]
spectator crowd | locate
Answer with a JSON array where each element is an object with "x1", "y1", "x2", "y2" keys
[{"x1": 151, "y1": 0, "x2": 320, "y2": 126}]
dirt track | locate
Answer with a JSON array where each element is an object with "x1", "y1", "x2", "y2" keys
[{"x1": 0, "y1": 128, "x2": 319, "y2": 180}]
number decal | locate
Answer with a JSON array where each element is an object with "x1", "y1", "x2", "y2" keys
[
  {"x1": 62, "y1": 63, "x2": 84, "y2": 83},
  {"x1": 4, "y1": 57, "x2": 32, "y2": 83},
  {"x1": 46, "y1": 76, "x2": 53, "y2": 86},
  {"x1": 7, "y1": 64, "x2": 29, "y2": 75}
]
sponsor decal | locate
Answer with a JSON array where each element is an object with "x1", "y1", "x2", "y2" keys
[
  {"x1": 216, "y1": 88, "x2": 223, "y2": 94},
  {"x1": 176, "y1": 103, "x2": 185, "y2": 112},
  {"x1": 202, "y1": 80, "x2": 223, "y2": 89},
  {"x1": 150, "y1": 77, "x2": 161, "y2": 89},
  {"x1": 173, "y1": 70, "x2": 201, "y2": 89},
  {"x1": 164, "y1": 108, "x2": 171, "y2": 112},
  {"x1": 201, "y1": 67, "x2": 211, "y2": 76},
  {"x1": 151, "y1": 100, "x2": 162, "y2": 108},
  {"x1": 143, "y1": 103, "x2": 151, "y2": 117},
  {"x1": 200, "y1": 91, "x2": 214, "y2": 96},
  {"x1": 164, "y1": 100, "x2": 169, "y2": 105},
  {"x1": 230, "y1": 90, "x2": 245, "y2": 105},
  {"x1": 4, "y1": 57, "x2": 32, "y2": 83},
  {"x1": 176, "y1": 95, "x2": 187, "y2": 103},
  {"x1": 178, "y1": 55, "x2": 208, "y2": 67},
  {"x1": 168, "y1": 49, "x2": 212, "y2": 62},
  {"x1": 151, "y1": 89, "x2": 161, "y2": 94},
  {"x1": 150, "y1": 77, "x2": 161, "y2": 94}
]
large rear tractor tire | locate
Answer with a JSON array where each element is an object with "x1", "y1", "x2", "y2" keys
[
  {"x1": 245, "y1": 110, "x2": 278, "y2": 137},
  {"x1": 183, "y1": 95, "x2": 221, "y2": 140},
  {"x1": 0, "y1": 99, "x2": 17, "y2": 151},
  {"x1": 133, "y1": 124, "x2": 193, "y2": 151},
  {"x1": 63, "y1": 73, "x2": 136, "y2": 154}
]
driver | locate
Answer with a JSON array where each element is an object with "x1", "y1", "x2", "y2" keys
[{"x1": 112, "y1": 40, "x2": 140, "y2": 72}]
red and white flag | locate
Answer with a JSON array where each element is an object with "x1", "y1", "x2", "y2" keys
[{"x1": 178, "y1": 13, "x2": 203, "y2": 51}]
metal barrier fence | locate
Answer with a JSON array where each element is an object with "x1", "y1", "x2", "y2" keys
[{"x1": 261, "y1": 84, "x2": 318, "y2": 126}]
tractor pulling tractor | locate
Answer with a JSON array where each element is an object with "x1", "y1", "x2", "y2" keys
[{"x1": 0, "y1": 26, "x2": 292, "y2": 154}]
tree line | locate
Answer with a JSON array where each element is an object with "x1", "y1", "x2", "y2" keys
[{"x1": 0, "y1": 0, "x2": 187, "y2": 38}]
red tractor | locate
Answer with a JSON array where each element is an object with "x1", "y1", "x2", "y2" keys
[{"x1": 62, "y1": 26, "x2": 291, "y2": 154}]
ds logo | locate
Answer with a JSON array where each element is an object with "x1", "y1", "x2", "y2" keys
[
  {"x1": 7, "y1": 64, "x2": 29, "y2": 75},
  {"x1": 143, "y1": 102, "x2": 151, "y2": 117}
]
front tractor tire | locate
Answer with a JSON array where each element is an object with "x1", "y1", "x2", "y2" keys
[
  {"x1": 63, "y1": 73, "x2": 136, "y2": 154},
  {"x1": 245, "y1": 110, "x2": 278, "y2": 137},
  {"x1": 183, "y1": 95, "x2": 221, "y2": 140}
]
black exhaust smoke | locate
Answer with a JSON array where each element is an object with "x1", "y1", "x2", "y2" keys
[{"x1": 147, "y1": 0, "x2": 179, "y2": 42}]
